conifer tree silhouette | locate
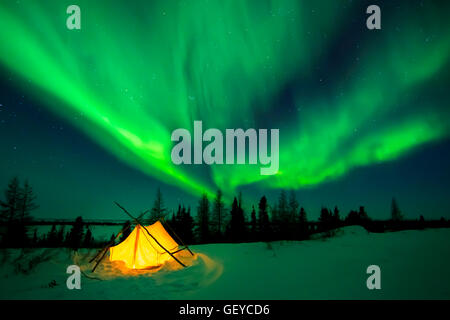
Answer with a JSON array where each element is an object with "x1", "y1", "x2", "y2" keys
[
  {"x1": 391, "y1": 198, "x2": 403, "y2": 221},
  {"x1": 212, "y1": 189, "x2": 225, "y2": 239},
  {"x1": 229, "y1": 197, "x2": 246, "y2": 242},
  {"x1": 196, "y1": 193, "x2": 210, "y2": 243},
  {"x1": 258, "y1": 196, "x2": 270, "y2": 241},
  {"x1": 250, "y1": 205, "x2": 257, "y2": 240},
  {"x1": 298, "y1": 207, "x2": 308, "y2": 239},
  {"x1": 149, "y1": 188, "x2": 166, "y2": 223},
  {"x1": 67, "y1": 216, "x2": 85, "y2": 251}
]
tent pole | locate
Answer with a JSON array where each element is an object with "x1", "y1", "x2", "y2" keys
[
  {"x1": 171, "y1": 246, "x2": 190, "y2": 254},
  {"x1": 91, "y1": 226, "x2": 130, "y2": 272},
  {"x1": 140, "y1": 224, "x2": 187, "y2": 267},
  {"x1": 161, "y1": 217, "x2": 194, "y2": 256},
  {"x1": 90, "y1": 209, "x2": 149, "y2": 271},
  {"x1": 89, "y1": 227, "x2": 125, "y2": 263},
  {"x1": 114, "y1": 202, "x2": 187, "y2": 268},
  {"x1": 89, "y1": 209, "x2": 148, "y2": 263},
  {"x1": 92, "y1": 244, "x2": 110, "y2": 272}
]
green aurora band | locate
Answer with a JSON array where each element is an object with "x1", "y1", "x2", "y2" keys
[{"x1": 0, "y1": 0, "x2": 449, "y2": 197}]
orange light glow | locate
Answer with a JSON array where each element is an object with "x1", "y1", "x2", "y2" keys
[{"x1": 109, "y1": 221, "x2": 179, "y2": 269}]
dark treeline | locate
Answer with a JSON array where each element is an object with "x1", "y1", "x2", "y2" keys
[
  {"x1": 0, "y1": 177, "x2": 38, "y2": 248},
  {"x1": 153, "y1": 189, "x2": 450, "y2": 245},
  {"x1": 0, "y1": 177, "x2": 449, "y2": 249},
  {"x1": 0, "y1": 177, "x2": 114, "y2": 249}
]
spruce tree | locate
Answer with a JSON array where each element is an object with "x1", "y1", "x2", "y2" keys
[
  {"x1": 298, "y1": 207, "x2": 308, "y2": 239},
  {"x1": 286, "y1": 191, "x2": 299, "y2": 239},
  {"x1": 67, "y1": 216, "x2": 85, "y2": 251},
  {"x1": 346, "y1": 210, "x2": 360, "y2": 224},
  {"x1": 319, "y1": 207, "x2": 332, "y2": 231},
  {"x1": 359, "y1": 206, "x2": 369, "y2": 221},
  {"x1": 258, "y1": 196, "x2": 270, "y2": 240},
  {"x1": 229, "y1": 197, "x2": 246, "y2": 242},
  {"x1": 196, "y1": 193, "x2": 210, "y2": 243},
  {"x1": 185, "y1": 206, "x2": 195, "y2": 244},
  {"x1": 179, "y1": 206, "x2": 194, "y2": 244},
  {"x1": 288, "y1": 190, "x2": 299, "y2": 223},
  {"x1": 212, "y1": 189, "x2": 225, "y2": 238},
  {"x1": 391, "y1": 198, "x2": 403, "y2": 221},
  {"x1": 0, "y1": 177, "x2": 38, "y2": 246},
  {"x1": 278, "y1": 190, "x2": 289, "y2": 223},
  {"x1": 83, "y1": 228, "x2": 93, "y2": 248},
  {"x1": 0, "y1": 177, "x2": 20, "y2": 223},
  {"x1": 250, "y1": 205, "x2": 257, "y2": 239},
  {"x1": 18, "y1": 180, "x2": 38, "y2": 224},
  {"x1": 56, "y1": 225, "x2": 65, "y2": 246},
  {"x1": 333, "y1": 206, "x2": 341, "y2": 225},
  {"x1": 150, "y1": 188, "x2": 166, "y2": 223}
]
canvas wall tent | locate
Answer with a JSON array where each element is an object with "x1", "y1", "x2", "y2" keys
[
  {"x1": 89, "y1": 202, "x2": 193, "y2": 272},
  {"x1": 109, "y1": 221, "x2": 182, "y2": 269}
]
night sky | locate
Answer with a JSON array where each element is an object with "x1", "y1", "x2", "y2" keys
[{"x1": 0, "y1": 0, "x2": 449, "y2": 220}]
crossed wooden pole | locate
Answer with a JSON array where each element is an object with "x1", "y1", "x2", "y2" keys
[
  {"x1": 89, "y1": 209, "x2": 148, "y2": 272},
  {"x1": 113, "y1": 202, "x2": 187, "y2": 268},
  {"x1": 90, "y1": 202, "x2": 191, "y2": 272}
]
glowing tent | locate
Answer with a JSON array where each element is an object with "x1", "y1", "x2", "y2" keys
[
  {"x1": 109, "y1": 221, "x2": 181, "y2": 269},
  {"x1": 89, "y1": 202, "x2": 193, "y2": 272}
]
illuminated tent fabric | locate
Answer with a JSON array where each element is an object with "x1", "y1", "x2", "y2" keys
[{"x1": 109, "y1": 221, "x2": 179, "y2": 269}]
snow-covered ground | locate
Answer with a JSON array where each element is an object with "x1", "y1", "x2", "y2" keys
[{"x1": 0, "y1": 226, "x2": 449, "y2": 299}]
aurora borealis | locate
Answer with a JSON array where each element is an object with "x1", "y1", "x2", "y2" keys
[{"x1": 0, "y1": 0, "x2": 450, "y2": 219}]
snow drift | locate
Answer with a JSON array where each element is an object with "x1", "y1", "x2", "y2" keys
[{"x1": 0, "y1": 226, "x2": 449, "y2": 299}]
